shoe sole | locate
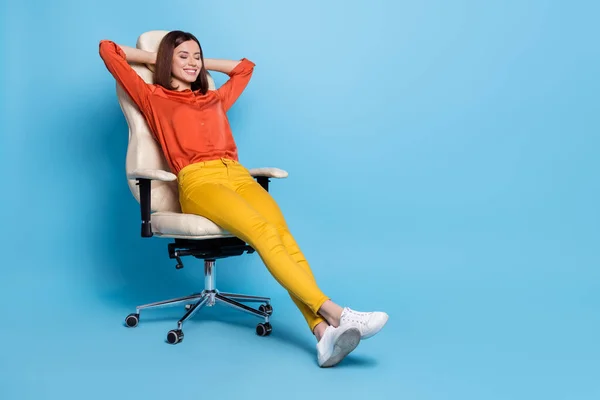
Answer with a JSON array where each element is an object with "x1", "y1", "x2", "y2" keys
[{"x1": 320, "y1": 327, "x2": 361, "y2": 368}]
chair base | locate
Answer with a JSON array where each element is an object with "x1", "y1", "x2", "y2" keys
[{"x1": 124, "y1": 258, "x2": 273, "y2": 344}]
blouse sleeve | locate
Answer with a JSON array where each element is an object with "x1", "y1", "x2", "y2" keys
[
  {"x1": 99, "y1": 40, "x2": 152, "y2": 110},
  {"x1": 215, "y1": 58, "x2": 256, "y2": 112}
]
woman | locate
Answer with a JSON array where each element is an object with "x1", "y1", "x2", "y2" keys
[{"x1": 99, "y1": 30, "x2": 388, "y2": 367}]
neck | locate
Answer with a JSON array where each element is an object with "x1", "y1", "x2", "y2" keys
[{"x1": 171, "y1": 78, "x2": 192, "y2": 91}]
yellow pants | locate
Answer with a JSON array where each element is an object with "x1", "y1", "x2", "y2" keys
[{"x1": 177, "y1": 158, "x2": 329, "y2": 331}]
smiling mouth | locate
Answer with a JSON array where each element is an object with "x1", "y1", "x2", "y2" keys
[{"x1": 183, "y1": 69, "x2": 198, "y2": 76}]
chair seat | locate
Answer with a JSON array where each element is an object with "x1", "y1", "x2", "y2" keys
[{"x1": 151, "y1": 211, "x2": 233, "y2": 239}]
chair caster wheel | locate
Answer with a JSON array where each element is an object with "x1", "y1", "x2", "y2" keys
[
  {"x1": 256, "y1": 322, "x2": 272, "y2": 337},
  {"x1": 259, "y1": 304, "x2": 273, "y2": 316},
  {"x1": 125, "y1": 313, "x2": 139, "y2": 328},
  {"x1": 167, "y1": 329, "x2": 184, "y2": 344}
]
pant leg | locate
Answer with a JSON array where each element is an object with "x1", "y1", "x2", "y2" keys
[
  {"x1": 231, "y1": 168, "x2": 328, "y2": 332},
  {"x1": 178, "y1": 162, "x2": 329, "y2": 316}
]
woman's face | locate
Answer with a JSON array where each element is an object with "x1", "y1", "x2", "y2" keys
[{"x1": 171, "y1": 40, "x2": 202, "y2": 90}]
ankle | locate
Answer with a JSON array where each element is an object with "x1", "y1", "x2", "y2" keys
[
  {"x1": 318, "y1": 301, "x2": 344, "y2": 327},
  {"x1": 313, "y1": 321, "x2": 329, "y2": 342}
]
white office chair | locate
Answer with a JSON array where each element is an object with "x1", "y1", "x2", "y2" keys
[{"x1": 116, "y1": 30, "x2": 289, "y2": 344}]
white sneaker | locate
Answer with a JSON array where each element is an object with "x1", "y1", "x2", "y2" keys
[
  {"x1": 316, "y1": 325, "x2": 361, "y2": 368},
  {"x1": 339, "y1": 307, "x2": 389, "y2": 339}
]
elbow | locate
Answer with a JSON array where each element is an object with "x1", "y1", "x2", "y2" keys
[
  {"x1": 99, "y1": 40, "x2": 127, "y2": 61},
  {"x1": 99, "y1": 40, "x2": 112, "y2": 49},
  {"x1": 98, "y1": 40, "x2": 112, "y2": 58},
  {"x1": 240, "y1": 58, "x2": 256, "y2": 70},
  {"x1": 228, "y1": 58, "x2": 255, "y2": 77}
]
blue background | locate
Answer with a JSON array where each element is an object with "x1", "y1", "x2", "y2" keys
[{"x1": 1, "y1": 0, "x2": 599, "y2": 399}]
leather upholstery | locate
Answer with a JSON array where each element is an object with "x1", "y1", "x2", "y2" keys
[
  {"x1": 115, "y1": 30, "x2": 287, "y2": 238},
  {"x1": 151, "y1": 212, "x2": 230, "y2": 239}
]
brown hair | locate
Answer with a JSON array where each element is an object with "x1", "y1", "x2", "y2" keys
[{"x1": 154, "y1": 30, "x2": 209, "y2": 93}]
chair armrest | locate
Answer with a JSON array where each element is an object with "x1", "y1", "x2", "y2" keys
[
  {"x1": 127, "y1": 168, "x2": 177, "y2": 182},
  {"x1": 127, "y1": 170, "x2": 175, "y2": 238},
  {"x1": 247, "y1": 167, "x2": 289, "y2": 179},
  {"x1": 248, "y1": 167, "x2": 288, "y2": 191}
]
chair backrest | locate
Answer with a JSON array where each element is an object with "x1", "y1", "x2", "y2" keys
[{"x1": 115, "y1": 30, "x2": 217, "y2": 213}]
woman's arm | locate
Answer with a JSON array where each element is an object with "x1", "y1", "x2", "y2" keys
[
  {"x1": 117, "y1": 44, "x2": 157, "y2": 65},
  {"x1": 99, "y1": 40, "x2": 153, "y2": 109},
  {"x1": 214, "y1": 58, "x2": 255, "y2": 111},
  {"x1": 204, "y1": 58, "x2": 242, "y2": 75}
]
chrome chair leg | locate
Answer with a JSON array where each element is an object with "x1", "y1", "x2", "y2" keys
[
  {"x1": 215, "y1": 293, "x2": 273, "y2": 337},
  {"x1": 218, "y1": 292, "x2": 271, "y2": 304},
  {"x1": 215, "y1": 294, "x2": 269, "y2": 321},
  {"x1": 124, "y1": 292, "x2": 206, "y2": 332},
  {"x1": 177, "y1": 294, "x2": 209, "y2": 329},
  {"x1": 137, "y1": 292, "x2": 205, "y2": 312},
  {"x1": 164, "y1": 294, "x2": 211, "y2": 345}
]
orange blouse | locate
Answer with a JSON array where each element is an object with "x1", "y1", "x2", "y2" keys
[{"x1": 99, "y1": 40, "x2": 255, "y2": 174}]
